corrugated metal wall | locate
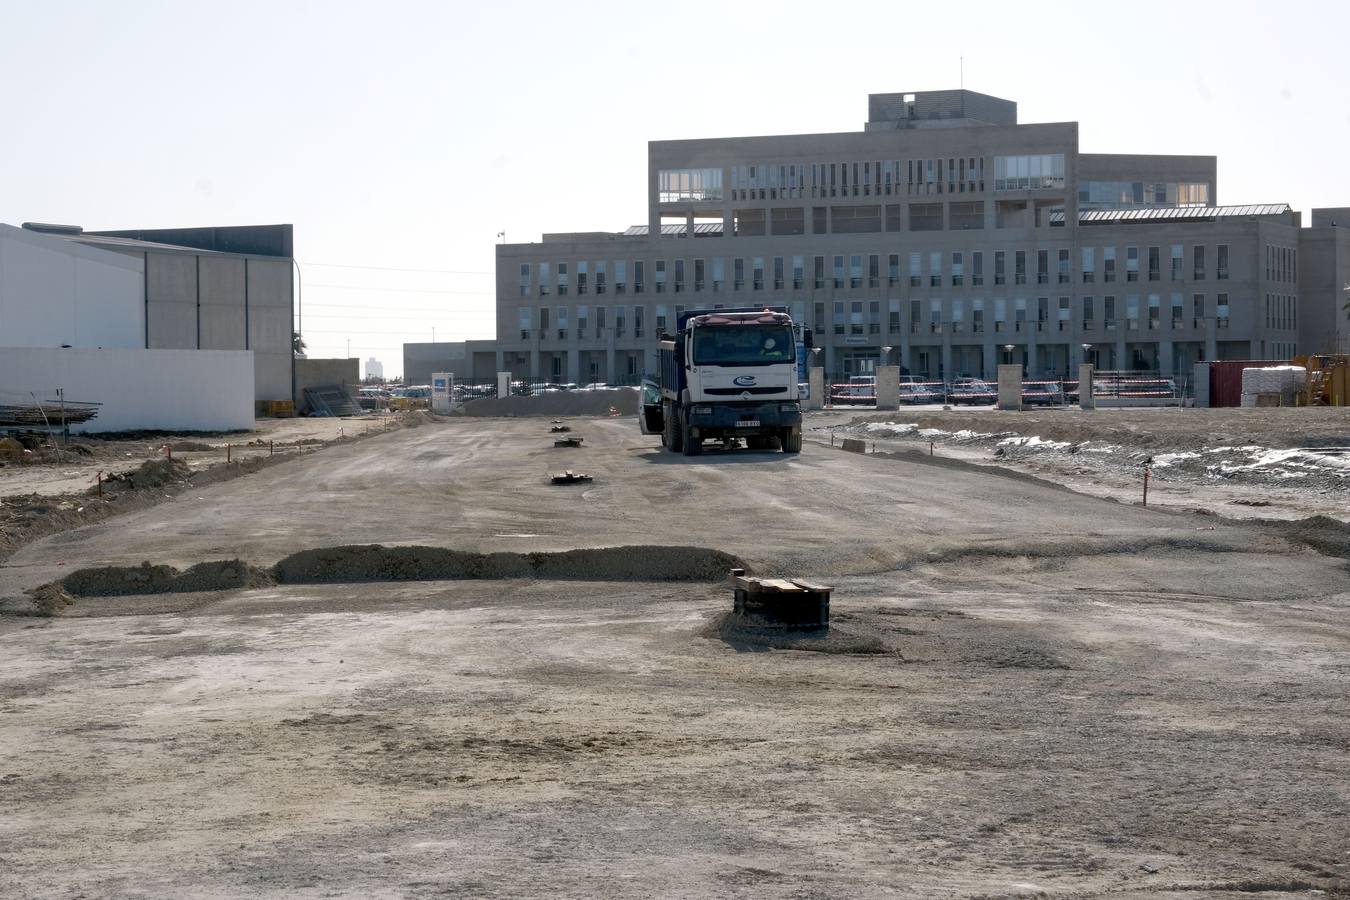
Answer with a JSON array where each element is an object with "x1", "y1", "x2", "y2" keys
[{"x1": 1207, "y1": 360, "x2": 1286, "y2": 407}]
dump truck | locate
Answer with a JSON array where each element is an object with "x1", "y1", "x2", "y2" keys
[{"x1": 639, "y1": 307, "x2": 803, "y2": 455}]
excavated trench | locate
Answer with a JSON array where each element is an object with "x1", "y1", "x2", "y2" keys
[{"x1": 16, "y1": 544, "x2": 747, "y2": 613}]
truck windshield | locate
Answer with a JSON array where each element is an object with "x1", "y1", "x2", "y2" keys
[{"x1": 691, "y1": 325, "x2": 795, "y2": 366}]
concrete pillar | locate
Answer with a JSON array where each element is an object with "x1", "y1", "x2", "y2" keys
[
  {"x1": 997, "y1": 363, "x2": 1023, "y2": 410},
  {"x1": 875, "y1": 365, "x2": 899, "y2": 410},
  {"x1": 940, "y1": 336, "x2": 953, "y2": 383},
  {"x1": 1115, "y1": 332, "x2": 1127, "y2": 373},
  {"x1": 497, "y1": 371, "x2": 511, "y2": 399},
  {"x1": 495, "y1": 348, "x2": 505, "y2": 374},
  {"x1": 1158, "y1": 340, "x2": 1174, "y2": 377},
  {"x1": 566, "y1": 348, "x2": 580, "y2": 385},
  {"x1": 606, "y1": 346, "x2": 616, "y2": 384},
  {"x1": 1204, "y1": 323, "x2": 1217, "y2": 362},
  {"x1": 983, "y1": 342, "x2": 997, "y2": 380},
  {"x1": 1193, "y1": 361, "x2": 1211, "y2": 408},
  {"x1": 1078, "y1": 364, "x2": 1095, "y2": 410},
  {"x1": 808, "y1": 367, "x2": 825, "y2": 410},
  {"x1": 529, "y1": 349, "x2": 540, "y2": 382}
]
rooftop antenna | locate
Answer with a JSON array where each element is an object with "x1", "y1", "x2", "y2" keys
[{"x1": 960, "y1": 56, "x2": 964, "y2": 89}]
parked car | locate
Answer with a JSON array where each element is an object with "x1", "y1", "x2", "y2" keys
[
  {"x1": 899, "y1": 382, "x2": 940, "y2": 404},
  {"x1": 1023, "y1": 381, "x2": 1065, "y2": 406},
  {"x1": 948, "y1": 380, "x2": 996, "y2": 405}
]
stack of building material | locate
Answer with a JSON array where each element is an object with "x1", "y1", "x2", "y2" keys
[
  {"x1": 302, "y1": 385, "x2": 361, "y2": 417},
  {"x1": 1240, "y1": 366, "x2": 1306, "y2": 407},
  {"x1": 0, "y1": 400, "x2": 100, "y2": 427}
]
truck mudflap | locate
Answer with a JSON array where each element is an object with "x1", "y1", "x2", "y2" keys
[{"x1": 685, "y1": 401, "x2": 801, "y2": 433}]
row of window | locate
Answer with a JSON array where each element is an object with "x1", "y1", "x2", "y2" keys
[
  {"x1": 660, "y1": 155, "x2": 1065, "y2": 205},
  {"x1": 1265, "y1": 243, "x2": 1298, "y2": 284},
  {"x1": 1265, "y1": 293, "x2": 1298, "y2": 331},
  {"x1": 1078, "y1": 181, "x2": 1210, "y2": 209},
  {"x1": 517, "y1": 244, "x2": 1234, "y2": 298},
  {"x1": 515, "y1": 293, "x2": 1237, "y2": 342}
]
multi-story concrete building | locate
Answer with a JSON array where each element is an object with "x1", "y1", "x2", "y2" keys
[{"x1": 495, "y1": 89, "x2": 1348, "y2": 384}]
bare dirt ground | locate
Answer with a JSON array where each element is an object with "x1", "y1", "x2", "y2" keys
[{"x1": 2, "y1": 410, "x2": 1349, "y2": 898}]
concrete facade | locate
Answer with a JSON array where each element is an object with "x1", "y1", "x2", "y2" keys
[
  {"x1": 0, "y1": 347, "x2": 254, "y2": 433},
  {"x1": 0, "y1": 225, "x2": 144, "y2": 349},
  {"x1": 402, "y1": 341, "x2": 498, "y2": 386},
  {"x1": 15, "y1": 223, "x2": 296, "y2": 404},
  {"x1": 493, "y1": 89, "x2": 1344, "y2": 385},
  {"x1": 1298, "y1": 210, "x2": 1350, "y2": 354}
]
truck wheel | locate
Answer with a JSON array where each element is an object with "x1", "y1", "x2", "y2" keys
[
  {"x1": 781, "y1": 426, "x2": 802, "y2": 454},
  {"x1": 664, "y1": 403, "x2": 682, "y2": 452},
  {"x1": 681, "y1": 412, "x2": 702, "y2": 456}
]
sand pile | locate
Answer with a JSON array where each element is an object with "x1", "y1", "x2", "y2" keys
[
  {"x1": 60, "y1": 560, "x2": 273, "y2": 597},
  {"x1": 1267, "y1": 515, "x2": 1350, "y2": 558},
  {"x1": 273, "y1": 543, "x2": 743, "y2": 583},
  {"x1": 104, "y1": 458, "x2": 191, "y2": 490},
  {"x1": 457, "y1": 390, "x2": 638, "y2": 418}
]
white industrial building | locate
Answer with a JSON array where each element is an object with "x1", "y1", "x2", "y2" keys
[{"x1": 0, "y1": 222, "x2": 295, "y2": 432}]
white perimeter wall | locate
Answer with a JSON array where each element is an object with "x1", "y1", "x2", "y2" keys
[
  {"x1": 0, "y1": 348, "x2": 254, "y2": 433},
  {"x1": 0, "y1": 224, "x2": 145, "y2": 349}
]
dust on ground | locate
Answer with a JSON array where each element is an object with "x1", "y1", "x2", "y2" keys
[
  {"x1": 823, "y1": 405, "x2": 1350, "y2": 521},
  {"x1": 0, "y1": 412, "x2": 436, "y2": 561}
]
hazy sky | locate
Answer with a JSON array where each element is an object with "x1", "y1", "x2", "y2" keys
[{"x1": 3, "y1": 0, "x2": 1347, "y2": 377}]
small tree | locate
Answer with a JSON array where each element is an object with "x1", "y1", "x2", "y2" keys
[{"x1": 293, "y1": 332, "x2": 307, "y2": 357}]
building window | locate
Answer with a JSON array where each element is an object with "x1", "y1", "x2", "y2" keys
[
  {"x1": 658, "y1": 168, "x2": 723, "y2": 203},
  {"x1": 654, "y1": 260, "x2": 666, "y2": 293},
  {"x1": 518, "y1": 306, "x2": 531, "y2": 340},
  {"x1": 674, "y1": 259, "x2": 685, "y2": 293},
  {"x1": 633, "y1": 261, "x2": 644, "y2": 294},
  {"x1": 1126, "y1": 247, "x2": 1139, "y2": 282},
  {"x1": 851, "y1": 255, "x2": 863, "y2": 288},
  {"x1": 1081, "y1": 295, "x2": 1093, "y2": 330},
  {"x1": 1103, "y1": 247, "x2": 1116, "y2": 283},
  {"x1": 1015, "y1": 250, "x2": 1027, "y2": 285},
  {"x1": 576, "y1": 261, "x2": 588, "y2": 295},
  {"x1": 1036, "y1": 249, "x2": 1049, "y2": 284},
  {"x1": 1170, "y1": 245, "x2": 1183, "y2": 281},
  {"x1": 1193, "y1": 245, "x2": 1205, "y2": 281},
  {"x1": 1147, "y1": 246, "x2": 1160, "y2": 281},
  {"x1": 694, "y1": 258, "x2": 705, "y2": 292},
  {"x1": 1217, "y1": 244, "x2": 1229, "y2": 280},
  {"x1": 753, "y1": 257, "x2": 765, "y2": 291},
  {"x1": 994, "y1": 250, "x2": 1006, "y2": 286},
  {"x1": 993, "y1": 154, "x2": 1066, "y2": 191},
  {"x1": 950, "y1": 252, "x2": 963, "y2": 286},
  {"x1": 596, "y1": 261, "x2": 606, "y2": 295},
  {"x1": 614, "y1": 261, "x2": 626, "y2": 294},
  {"x1": 971, "y1": 251, "x2": 983, "y2": 286},
  {"x1": 1058, "y1": 248, "x2": 1070, "y2": 283},
  {"x1": 538, "y1": 262, "x2": 550, "y2": 296},
  {"x1": 792, "y1": 255, "x2": 804, "y2": 289},
  {"x1": 928, "y1": 252, "x2": 941, "y2": 288},
  {"x1": 1216, "y1": 293, "x2": 1229, "y2": 327},
  {"x1": 712, "y1": 257, "x2": 724, "y2": 291},
  {"x1": 1081, "y1": 247, "x2": 1094, "y2": 283},
  {"x1": 909, "y1": 252, "x2": 922, "y2": 287},
  {"x1": 734, "y1": 258, "x2": 745, "y2": 290},
  {"x1": 834, "y1": 255, "x2": 845, "y2": 289},
  {"x1": 518, "y1": 263, "x2": 530, "y2": 297},
  {"x1": 773, "y1": 256, "x2": 785, "y2": 290},
  {"x1": 556, "y1": 262, "x2": 568, "y2": 296},
  {"x1": 813, "y1": 256, "x2": 825, "y2": 289}
]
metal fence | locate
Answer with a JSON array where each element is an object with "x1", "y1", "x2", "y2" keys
[{"x1": 824, "y1": 370, "x2": 1185, "y2": 408}]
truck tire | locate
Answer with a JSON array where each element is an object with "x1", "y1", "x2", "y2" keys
[
  {"x1": 781, "y1": 426, "x2": 802, "y2": 454},
  {"x1": 681, "y1": 411, "x2": 702, "y2": 456},
  {"x1": 663, "y1": 402, "x2": 682, "y2": 452}
]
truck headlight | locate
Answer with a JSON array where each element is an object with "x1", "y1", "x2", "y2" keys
[
  {"x1": 693, "y1": 406, "x2": 713, "y2": 415},
  {"x1": 779, "y1": 402, "x2": 799, "y2": 412}
]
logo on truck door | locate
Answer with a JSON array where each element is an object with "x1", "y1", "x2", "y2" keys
[{"x1": 732, "y1": 375, "x2": 757, "y2": 387}]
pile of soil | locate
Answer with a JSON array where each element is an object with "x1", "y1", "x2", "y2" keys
[
  {"x1": 456, "y1": 391, "x2": 638, "y2": 418},
  {"x1": 1265, "y1": 515, "x2": 1350, "y2": 559},
  {"x1": 272, "y1": 543, "x2": 744, "y2": 584},
  {"x1": 105, "y1": 458, "x2": 191, "y2": 490},
  {"x1": 60, "y1": 560, "x2": 273, "y2": 597}
]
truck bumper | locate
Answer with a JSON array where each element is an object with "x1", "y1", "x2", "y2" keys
[{"x1": 686, "y1": 401, "x2": 802, "y2": 435}]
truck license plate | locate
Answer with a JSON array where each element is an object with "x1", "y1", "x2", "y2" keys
[{"x1": 737, "y1": 419, "x2": 760, "y2": 427}]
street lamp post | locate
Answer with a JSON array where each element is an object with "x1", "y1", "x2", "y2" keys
[{"x1": 1002, "y1": 343, "x2": 1015, "y2": 365}]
